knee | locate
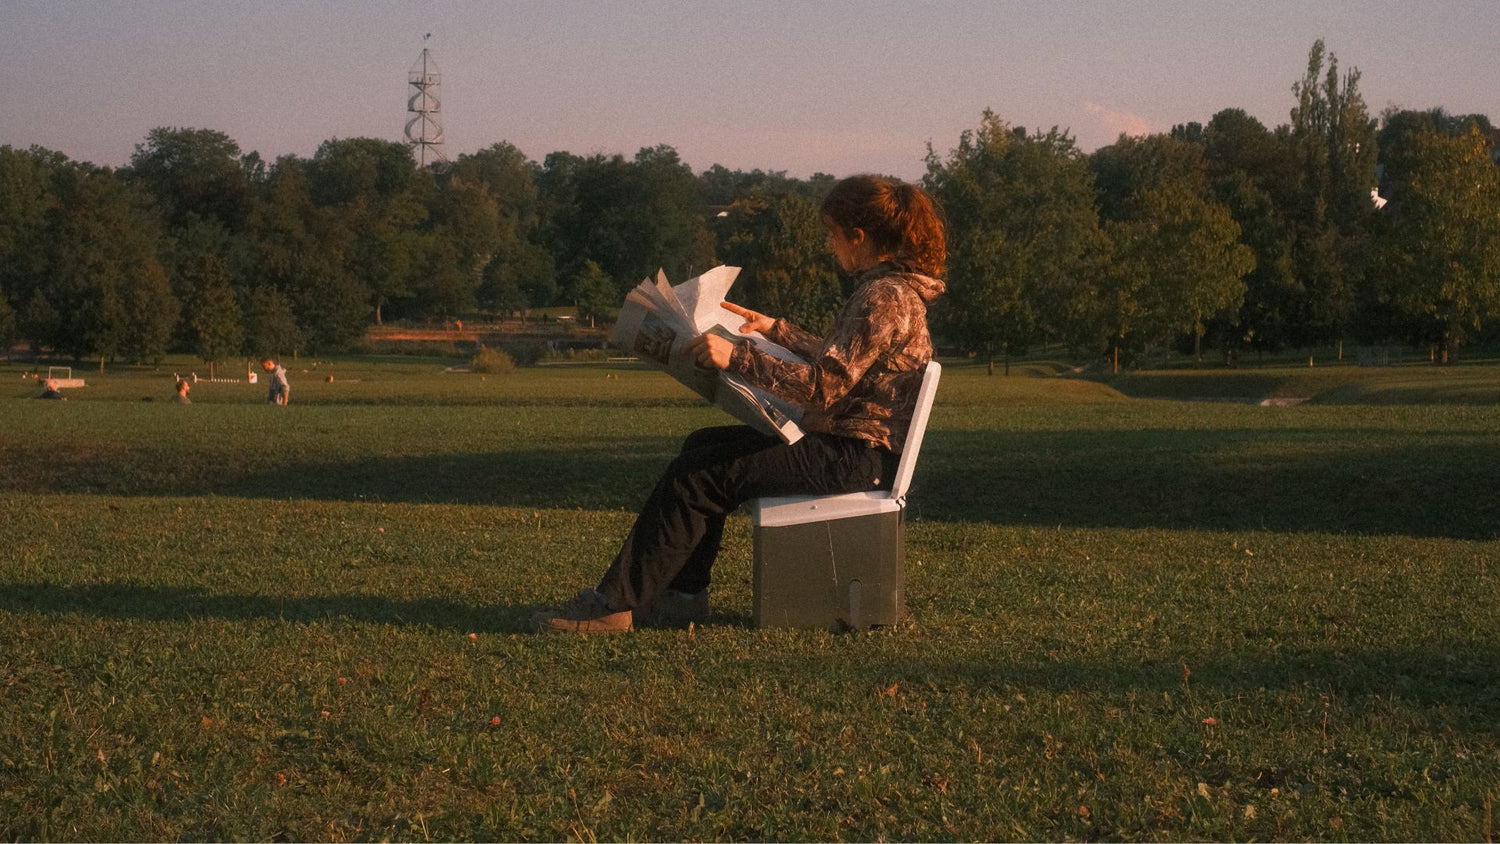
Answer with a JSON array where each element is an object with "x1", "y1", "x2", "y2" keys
[{"x1": 680, "y1": 426, "x2": 724, "y2": 453}]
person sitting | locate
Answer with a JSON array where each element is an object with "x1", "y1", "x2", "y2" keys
[
  {"x1": 533, "y1": 175, "x2": 946, "y2": 634},
  {"x1": 173, "y1": 378, "x2": 192, "y2": 404},
  {"x1": 38, "y1": 379, "x2": 66, "y2": 400}
]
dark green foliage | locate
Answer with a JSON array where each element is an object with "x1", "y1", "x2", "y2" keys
[
  {"x1": 539, "y1": 145, "x2": 716, "y2": 290},
  {"x1": 1284, "y1": 39, "x2": 1379, "y2": 347},
  {"x1": 570, "y1": 259, "x2": 617, "y2": 327},
  {"x1": 125, "y1": 127, "x2": 254, "y2": 229},
  {"x1": 1092, "y1": 141, "x2": 1253, "y2": 360},
  {"x1": 29, "y1": 161, "x2": 178, "y2": 362},
  {"x1": 0, "y1": 290, "x2": 15, "y2": 350},
  {"x1": 1378, "y1": 127, "x2": 1500, "y2": 359},
  {"x1": 0, "y1": 42, "x2": 1492, "y2": 366},
  {"x1": 713, "y1": 189, "x2": 842, "y2": 334},
  {"x1": 241, "y1": 286, "x2": 303, "y2": 358},
  {"x1": 926, "y1": 112, "x2": 1107, "y2": 370}
]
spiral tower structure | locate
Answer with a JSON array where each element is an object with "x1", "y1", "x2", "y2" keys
[{"x1": 406, "y1": 39, "x2": 448, "y2": 166}]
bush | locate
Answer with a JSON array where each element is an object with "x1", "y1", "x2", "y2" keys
[{"x1": 470, "y1": 345, "x2": 516, "y2": 374}]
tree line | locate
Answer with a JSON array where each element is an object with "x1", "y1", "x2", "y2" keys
[{"x1": 1, "y1": 40, "x2": 1497, "y2": 369}]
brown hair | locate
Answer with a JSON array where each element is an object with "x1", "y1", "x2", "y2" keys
[{"x1": 820, "y1": 175, "x2": 946, "y2": 277}]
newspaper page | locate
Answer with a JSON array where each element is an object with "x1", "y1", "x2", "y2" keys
[{"x1": 611, "y1": 266, "x2": 806, "y2": 443}]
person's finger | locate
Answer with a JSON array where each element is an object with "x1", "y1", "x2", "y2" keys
[{"x1": 720, "y1": 301, "x2": 750, "y2": 316}]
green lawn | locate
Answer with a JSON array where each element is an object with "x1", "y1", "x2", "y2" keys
[{"x1": 1, "y1": 358, "x2": 1496, "y2": 840}]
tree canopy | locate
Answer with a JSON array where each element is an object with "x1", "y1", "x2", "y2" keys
[{"x1": 2, "y1": 40, "x2": 1495, "y2": 367}]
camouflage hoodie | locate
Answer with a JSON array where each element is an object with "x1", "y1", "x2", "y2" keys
[{"x1": 726, "y1": 262, "x2": 944, "y2": 451}]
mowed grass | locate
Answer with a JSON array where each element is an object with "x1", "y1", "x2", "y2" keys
[{"x1": 1, "y1": 358, "x2": 1497, "y2": 841}]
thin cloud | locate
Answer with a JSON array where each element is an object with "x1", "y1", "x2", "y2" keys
[{"x1": 1084, "y1": 102, "x2": 1154, "y2": 139}]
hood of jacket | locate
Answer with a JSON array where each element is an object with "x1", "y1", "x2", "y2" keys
[
  {"x1": 861, "y1": 261, "x2": 945, "y2": 306},
  {"x1": 899, "y1": 270, "x2": 945, "y2": 306}
]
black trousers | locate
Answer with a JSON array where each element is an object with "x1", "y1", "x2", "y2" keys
[{"x1": 597, "y1": 425, "x2": 896, "y2": 610}]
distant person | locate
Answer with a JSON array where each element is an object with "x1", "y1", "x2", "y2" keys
[
  {"x1": 173, "y1": 378, "x2": 192, "y2": 404},
  {"x1": 38, "y1": 378, "x2": 66, "y2": 400},
  {"x1": 533, "y1": 175, "x2": 945, "y2": 633},
  {"x1": 262, "y1": 357, "x2": 290, "y2": 405}
]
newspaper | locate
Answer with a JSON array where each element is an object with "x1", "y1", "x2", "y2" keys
[{"x1": 610, "y1": 266, "x2": 806, "y2": 444}]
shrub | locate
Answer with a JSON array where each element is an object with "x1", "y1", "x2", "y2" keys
[{"x1": 470, "y1": 345, "x2": 516, "y2": 374}]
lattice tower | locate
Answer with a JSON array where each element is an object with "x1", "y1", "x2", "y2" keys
[{"x1": 406, "y1": 38, "x2": 448, "y2": 166}]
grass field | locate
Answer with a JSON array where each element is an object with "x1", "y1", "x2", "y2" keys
[{"x1": 2, "y1": 355, "x2": 1497, "y2": 840}]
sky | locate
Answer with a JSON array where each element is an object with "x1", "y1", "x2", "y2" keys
[{"x1": 2, "y1": 0, "x2": 1497, "y2": 181}]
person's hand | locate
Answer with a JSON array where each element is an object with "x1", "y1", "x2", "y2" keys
[
  {"x1": 720, "y1": 301, "x2": 776, "y2": 335},
  {"x1": 684, "y1": 333, "x2": 736, "y2": 370}
]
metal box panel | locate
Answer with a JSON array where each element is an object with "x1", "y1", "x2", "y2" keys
[{"x1": 752, "y1": 510, "x2": 904, "y2": 630}]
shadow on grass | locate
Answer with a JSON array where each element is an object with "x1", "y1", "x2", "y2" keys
[
  {"x1": 911, "y1": 428, "x2": 1500, "y2": 541},
  {"x1": 0, "y1": 581, "x2": 550, "y2": 635},
  {"x1": 0, "y1": 580, "x2": 759, "y2": 635},
  {"x1": 771, "y1": 647, "x2": 1500, "y2": 730},
  {"x1": 6, "y1": 427, "x2": 1498, "y2": 539}
]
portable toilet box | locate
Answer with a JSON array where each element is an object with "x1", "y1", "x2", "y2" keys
[{"x1": 748, "y1": 361, "x2": 941, "y2": 631}]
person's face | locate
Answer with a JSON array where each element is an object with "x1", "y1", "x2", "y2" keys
[
  {"x1": 825, "y1": 220, "x2": 877, "y2": 274},
  {"x1": 262, "y1": 360, "x2": 274, "y2": 372}
]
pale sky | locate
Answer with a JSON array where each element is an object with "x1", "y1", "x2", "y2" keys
[{"x1": 2, "y1": 0, "x2": 1496, "y2": 181}]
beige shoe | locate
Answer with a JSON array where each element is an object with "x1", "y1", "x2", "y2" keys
[
  {"x1": 632, "y1": 589, "x2": 710, "y2": 628},
  {"x1": 534, "y1": 589, "x2": 633, "y2": 634}
]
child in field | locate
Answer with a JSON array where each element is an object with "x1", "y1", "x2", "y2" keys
[
  {"x1": 262, "y1": 358, "x2": 290, "y2": 405},
  {"x1": 38, "y1": 378, "x2": 66, "y2": 400},
  {"x1": 174, "y1": 378, "x2": 192, "y2": 404},
  {"x1": 534, "y1": 175, "x2": 946, "y2": 633}
]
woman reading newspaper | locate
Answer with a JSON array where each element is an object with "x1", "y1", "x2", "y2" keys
[{"x1": 535, "y1": 175, "x2": 946, "y2": 633}]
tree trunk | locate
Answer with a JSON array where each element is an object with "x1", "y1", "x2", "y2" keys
[
  {"x1": 375, "y1": 301, "x2": 384, "y2": 326},
  {"x1": 1194, "y1": 329, "x2": 1203, "y2": 365},
  {"x1": 1003, "y1": 344, "x2": 1011, "y2": 376}
]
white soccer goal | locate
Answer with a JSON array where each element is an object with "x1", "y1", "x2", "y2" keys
[{"x1": 46, "y1": 366, "x2": 86, "y2": 389}]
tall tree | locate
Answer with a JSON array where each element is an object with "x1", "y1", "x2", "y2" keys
[
  {"x1": 176, "y1": 252, "x2": 244, "y2": 370},
  {"x1": 1200, "y1": 110, "x2": 1300, "y2": 355},
  {"x1": 1381, "y1": 127, "x2": 1500, "y2": 361},
  {"x1": 33, "y1": 162, "x2": 178, "y2": 362},
  {"x1": 570, "y1": 259, "x2": 617, "y2": 328},
  {"x1": 306, "y1": 138, "x2": 427, "y2": 324},
  {"x1": 1104, "y1": 181, "x2": 1254, "y2": 361},
  {"x1": 443, "y1": 142, "x2": 556, "y2": 312},
  {"x1": 125, "y1": 127, "x2": 254, "y2": 230},
  {"x1": 0, "y1": 145, "x2": 65, "y2": 301},
  {"x1": 713, "y1": 188, "x2": 842, "y2": 334},
  {"x1": 537, "y1": 146, "x2": 714, "y2": 292},
  {"x1": 241, "y1": 286, "x2": 303, "y2": 359},
  {"x1": 1091, "y1": 134, "x2": 1253, "y2": 366},
  {"x1": 926, "y1": 111, "x2": 1107, "y2": 373},
  {"x1": 243, "y1": 155, "x2": 365, "y2": 352},
  {"x1": 1286, "y1": 39, "x2": 1378, "y2": 349}
]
